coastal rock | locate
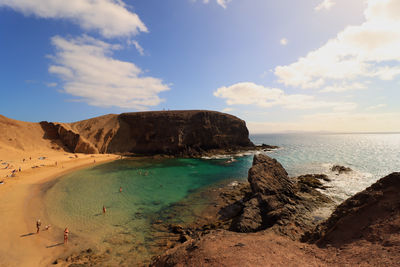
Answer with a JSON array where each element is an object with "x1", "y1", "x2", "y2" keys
[
  {"x1": 303, "y1": 172, "x2": 400, "y2": 247},
  {"x1": 297, "y1": 174, "x2": 327, "y2": 189},
  {"x1": 71, "y1": 110, "x2": 254, "y2": 156},
  {"x1": 331, "y1": 165, "x2": 352, "y2": 174},
  {"x1": 248, "y1": 155, "x2": 294, "y2": 196},
  {"x1": 230, "y1": 154, "x2": 332, "y2": 235}
]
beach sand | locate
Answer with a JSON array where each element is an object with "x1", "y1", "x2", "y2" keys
[{"x1": 0, "y1": 149, "x2": 119, "y2": 267}]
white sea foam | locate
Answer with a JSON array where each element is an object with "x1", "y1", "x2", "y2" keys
[{"x1": 318, "y1": 163, "x2": 373, "y2": 203}]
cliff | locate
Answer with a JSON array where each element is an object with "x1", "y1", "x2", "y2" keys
[
  {"x1": 1, "y1": 111, "x2": 254, "y2": 156},
  {"x1": 68, "y1": 110, "x2": 254, "y2": 156}
]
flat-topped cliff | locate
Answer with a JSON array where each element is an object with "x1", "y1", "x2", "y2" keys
[{"x1": 1, "y1": 111, "x2": 254, "y2": 156}]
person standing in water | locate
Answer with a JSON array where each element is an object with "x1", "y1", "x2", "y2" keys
[
  {"x1": 119, "y1": 186, "x2": 122, "y2": 193},
  {"x1": 103, "y1": 205, "x2": 106, "y2": 214},
  {"x1": 64, "y1": 228, "x2": 69, "y2": 244},
  {"x1": 36, "y1": 219, "x2": 41, "y2": 234}
]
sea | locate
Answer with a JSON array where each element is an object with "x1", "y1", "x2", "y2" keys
[{"x1": 44, "y1": 133, "x2": 400, "y2": 265}]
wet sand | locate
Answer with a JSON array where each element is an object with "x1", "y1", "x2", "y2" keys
[{"x1": 0, "y1": 150, "x2": 119, "y2": 267}]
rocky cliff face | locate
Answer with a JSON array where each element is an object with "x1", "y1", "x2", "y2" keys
[
  {"x1": 41, "y1": 110, "x2": 254, "y2": 156},
  {"x1": 40, "y1": 121, "x2": 99, "y2": 154},
  {"x1": 304, "y1": 172, "x2": 400, "y2": 247}
]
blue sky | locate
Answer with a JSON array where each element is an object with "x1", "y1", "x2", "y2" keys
[{"x1": 0, "y1": 0, "x2": 399, "y2": 133}]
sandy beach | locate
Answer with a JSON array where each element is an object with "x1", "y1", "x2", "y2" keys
[{"x1": 0, "y1": 149, "x2": 119, "y2": 267}]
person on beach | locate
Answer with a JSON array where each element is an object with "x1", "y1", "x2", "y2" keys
[
  {"x1": 103, "y1": 205, "x2": 106, "y2": 214},
  {"x1": 36, "y1": 219, "x2": 41, "y2": 234},
  {"x1": 119, "y1": 186, "x2": 122, "y2": 193},
  {"x1": 64, "y1": 228, "x2": 69, "y2": 244}
]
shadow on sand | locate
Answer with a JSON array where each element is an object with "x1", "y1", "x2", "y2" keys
[
  {"x1": 20, "y1": 232, "x2": 35, "y2": 237},
  {"x1": 46, "y1": 243, "x2": 64, "y2": 248}
]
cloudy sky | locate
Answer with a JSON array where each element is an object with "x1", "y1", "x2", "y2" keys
[{"x1": 0, "y1": 0, "x2": 399, "y2": 133}]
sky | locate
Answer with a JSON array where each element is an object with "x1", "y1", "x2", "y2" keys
[{"x1": 0, "y1": 0, "x2": 399, "y2": 133}]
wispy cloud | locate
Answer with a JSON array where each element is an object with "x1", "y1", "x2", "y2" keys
[
  {"x1": 0, "y1": 0, "x2": 147, "y2": 38},
  {"x1": 367, "y1": 103, "x2": 387, "y2": 110},
  {"x1": 49, "y1": 35, "x2": 169, "y2": 109},
  {"x1": 275, "y1": 0, "x2": 400, "y2": 90},
  {"x1": 214, "y1": 82, "x2": 357, "y2": 110},
  {"x1": 320, "y1": 82, "x2": 367, "y2": 93},
  {"x1": 127, "y1": 40, "x2": 145, "y2": 56},
  {"x1": 280, "y1": 38, "x2": 288, "y2": 46},
  {"x1": 315, "y1": 0, "x2": 336, "y2": 12},
  {"x1": 195, "y1": 0, "x2": 232, "y2": 9}
]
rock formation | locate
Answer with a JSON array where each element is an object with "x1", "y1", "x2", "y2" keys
[
  {"x1": 46, "y1": 110, "x2": 254, "y2": 156},
  {"x1": 40, "y1": 121, "x2": 99, "y2": 154},
  {"x1": 304, "y1": 172, "x2": 400, "y2": 248},
  {"x1": 230, "y1": 154, "x2": 332, "y2": 237}
]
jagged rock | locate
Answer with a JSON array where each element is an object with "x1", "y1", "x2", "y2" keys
[
  {"x1": 297, "y1": 175, "x2": 325, "y2": 189},
  {"x1": 231, "y1": 197, "x2": 263, "y2": 232},
  {"x1": 230, "y1": 154, "x2": 332, "y2": 235},
  {"x1": 248, "y1": 155, "x2": 294, "y2": 196},
  {"x1": 303, "y1": 172, "x2": 400, "y2": 247},
  {"x1": 331, "y1": 165, "x2": 352, "y2": 174}
]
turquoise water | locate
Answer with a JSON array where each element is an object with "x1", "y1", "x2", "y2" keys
[
  {"x1": 44, "y1": 157, "x2": 252, "y2": 264},
  {"x1": 44, "y1": 133, "x2": 400, "y2": 264}
]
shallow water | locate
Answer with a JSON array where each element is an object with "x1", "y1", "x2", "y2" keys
[
  {"x1": 44, "y1": 157, "x2": 251, "y2": 264},
  {"x1": 44, "y1": 133, "x2": 400, "y2": 264}
]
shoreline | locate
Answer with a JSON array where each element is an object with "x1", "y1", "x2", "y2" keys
[{"x1": 0, "y1": 151, "x2": 120, "y2": 267}]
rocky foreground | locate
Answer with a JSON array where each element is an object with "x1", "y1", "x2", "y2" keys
[{"x1": 151, "y1": 155, "x2": 400, "y2": 266}]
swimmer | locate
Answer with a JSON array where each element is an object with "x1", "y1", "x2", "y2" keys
[{"x1": 64, "y1": 228, "x2": 69, "y2": 244}]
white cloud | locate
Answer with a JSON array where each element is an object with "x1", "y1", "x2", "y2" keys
[
  {"x1": 247, "y1": 112, "x2": 400, "y2": 133},
  {"x1": 216, "y1": 0, "x2": 231, "y2": 9},
  {"x1": 46, "y1": 82, "x2": 58, "y2": 87},
  {"x1": 367, "y1": 103, "x2": 387, "y2": 110},
  {"x1": 49, "y1": 35, "x2": 169, "y2": 109},
  {"x1": 222, "y1": 107, "x2": 234, "y2": 113},
  {"x1": 0, "y1": 0, "x2": 147, "y2": 38},
  {"x1": 315, "y1": 0, "x2": 336, "y2": 11},
  {"x1": 280, "y1": 38, "x2": 288, "y2": 46},
  {"x1": 197, "y1": 0, "x2": 231, "y2": 8},
  {"x1": 214, "y1": 82, "x2": 357, "y2": 110},
  {"x1": 127, "y1": 40, "x2": 144, "y2": 56},
  {"x1": 275, "y1": 0, "x2": 400, "y2": 90},
  {"x1": 320, "y1": 82, "x2": 366, "y2": 93}
]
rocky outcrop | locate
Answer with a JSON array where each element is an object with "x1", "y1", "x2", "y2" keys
[
  {"x1": 108, "y1": 111, "x2": 253, "y2": 155},
  {"x1": 68, "y1": 110, "x2": 254, "y2": 156},
  {"x1": 227, "y1": 154, "x2": 332, "y2": 238},
  {"x1": 40, "y1": 121, "x2": 99, "y2": 154},
  {"x1": 331, "y1": 165, "x2": 352, "y2": 174},
  {"x1": 304, "y1": 172, "x2": 400, "y2": 248}
]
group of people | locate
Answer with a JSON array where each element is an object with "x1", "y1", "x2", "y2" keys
[
  {"x1": 38, "y1": 186, "x2": 123, "y2": 245},
  {"x1": 36, "y1": 219, "x2": 69, "y2": 244}
]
